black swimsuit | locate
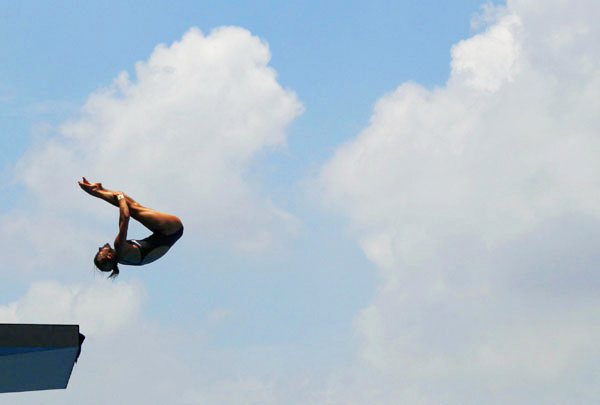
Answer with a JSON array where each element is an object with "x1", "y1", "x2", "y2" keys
[{"x1": 119, "y1": 226, "x2": 184, "y2": 266}]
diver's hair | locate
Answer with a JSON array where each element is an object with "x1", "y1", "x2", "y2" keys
[
  {"x1": 94, "y1": 250, "x2": 119, "y2": 279},
  {"x1": 93, "y1": 252, "x2": 103, "y2": 270},
  {"x1": 108, "y1": 264, "x2": 120, "y2": 279}
]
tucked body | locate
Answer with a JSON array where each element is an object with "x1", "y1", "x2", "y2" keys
[{"x1": 78, "y1": 177, "x2": 183, "y2": 278}]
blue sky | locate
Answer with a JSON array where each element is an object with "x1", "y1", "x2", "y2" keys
[
  {"x1": 2, "y1": 1, "x2": 600, "y2": 404},
  {"x1": 0, "y1": 1, "x2": 488, "y2": 162},
  {"x1": 0, "y1": 0, "x2": 485, "y2": 351}
]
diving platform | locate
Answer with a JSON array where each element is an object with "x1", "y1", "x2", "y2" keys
[{"x1": 0, "y1": 323, "x2": 84, "y2": 393}]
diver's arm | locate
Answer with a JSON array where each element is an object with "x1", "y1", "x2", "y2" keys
[{"x1": 113, "y1": 194, "x2": 130, "y2": 253}]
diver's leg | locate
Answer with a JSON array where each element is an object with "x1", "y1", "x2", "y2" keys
[
  {"x1": 79, "y1": 178, "x2": 139, "y2": 208},
  {"x1": 126, "y1": 201, "x2": 182, "y2": 235},
  {"x1": 89, "y1": 188, "x2": 141, "y2": 210},
  {"x1": 79, "y1": 179, "x2": 181, "y2": 234},
  {"x1": 81, "y1": 186, "x2": 120, "y2": 207}
]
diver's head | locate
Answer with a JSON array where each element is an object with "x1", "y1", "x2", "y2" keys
[{"x1": 94, "y1": 243, "x2": 119, "y2": 277}]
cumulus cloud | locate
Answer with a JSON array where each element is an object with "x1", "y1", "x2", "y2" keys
[
  {"x1": 451, "y1": 12, "x2": 521, "y2": 92},
  {"x1": 319, "y1": 1, "x2": 600, "y2": 402},
  {"x1": 0, "y1": 280, "x2": 322, "y2": 405},
  {"x1": 12, "y1": 26, "x2": 303, "y2": 252},
  {"x1": 0, "y1": 280, "x2": 189, "y2": 404},
  {"x1": 0, "y1": 27, "x2": 304, "y2": 282},
  {"x1": 0, "y1": 280, "x2": 143, "y2": 337},
  {"x1": 0, "y1": 210, "x2": 104, "y2": 278}
]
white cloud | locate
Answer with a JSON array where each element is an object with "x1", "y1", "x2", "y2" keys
[
  {"x1": 451, "y1": 13, "x2": 522, "y2": 92},
  {"x1": 0, "y1": 210, "x2": 104, "y2": 278},
  {"x1": 0, "y1": 280, "x2": 143, "y2": 337},
  {"x1": 318, "y1": 1, "x2": 600, "y2": 402},
  {"x1": 12, "y1": 26, "x2": 303, "y2": 251},
  {"x1": 0, "y1": 280, "x2": 322, "y2": 405},
  {"x1": 0, "y1": 25, "x2": 302, "y2": 283}
]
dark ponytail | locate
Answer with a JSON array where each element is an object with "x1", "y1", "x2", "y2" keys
[{"x1": 108, "y1": 263, "x2": 120, "y2": 279}]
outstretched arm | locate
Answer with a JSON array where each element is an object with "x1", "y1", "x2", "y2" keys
[{"x1": 113, "y1": 192, "x2": 130, "y2": 253}]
